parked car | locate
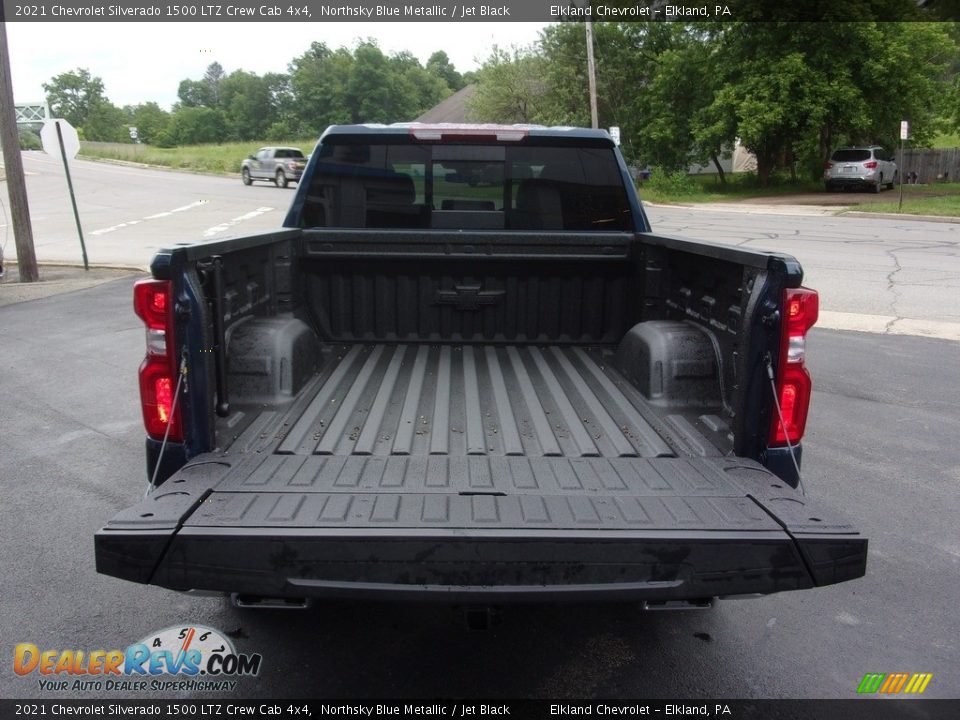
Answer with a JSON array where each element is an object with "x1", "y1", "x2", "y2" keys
[
  {"x1": 241, "y1": 146, "x2": 307, "y2": 188},
  {"x1": 824, "y1": 146, "x2": 898, "y2": 193}
]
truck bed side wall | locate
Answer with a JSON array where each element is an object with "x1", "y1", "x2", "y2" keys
[{"x1": 160, "y1": 228, "x2": 796, "y2": 473}]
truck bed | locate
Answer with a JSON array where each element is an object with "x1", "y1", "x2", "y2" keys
[{"x1": 96, "y1": 342, "x2": 866, "y2": 602}]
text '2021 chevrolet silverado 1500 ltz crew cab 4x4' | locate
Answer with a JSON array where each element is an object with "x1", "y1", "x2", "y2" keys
[{"x1": 96, "y1": 125, "x2": 867, "y2": 609}]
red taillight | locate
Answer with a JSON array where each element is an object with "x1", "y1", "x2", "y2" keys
[
  {"x1": 133, "y1": 279, "x2": 182, "y2": 442},
  {"x1": 863, "y1": 161, "x2": 878, "y2": 169},
  {"x1": 134, "y1": 280, "x2": 170, "y2": 330},
  {"x1": 823, "y1": 162, "x2": 833, "y2": 169},
  {"x1": 769, "y1": 287, "x2": 818, "y2": 446}
]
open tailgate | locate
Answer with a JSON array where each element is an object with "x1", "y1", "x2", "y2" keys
[{"x1": 96, "y1": 455, "x2": 865, "y2": 602}]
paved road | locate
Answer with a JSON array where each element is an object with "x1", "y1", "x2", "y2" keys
[
  {"x1": 4, "y1": 154, "x2": 958, "y2": 339},
  {"x1": 646, "y1": 205, "x2": 960, "y2": 339},
  {"x1": 5, "y1": 152, "x2": 288, "y2": 267},
  {"x1": 0, "y1": 278, "x2": 957, "y2": 700}
]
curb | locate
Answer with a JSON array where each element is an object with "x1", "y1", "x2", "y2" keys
[
  {"x1": 840, "y1": 211, "x2": 960, "y2": 224},
  {"x1": 646, "y1": 200, "x2": 959, "y2": 223},
  {"x1": 3, "y1": 260, "x2": 148, "y2": 273},
  {"x1": 644, "y1": 201, "x2": 844, "y2": 217}
]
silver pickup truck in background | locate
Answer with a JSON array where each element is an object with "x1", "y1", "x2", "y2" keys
[{"x1": 241, "y1": 146, "x2": 307, "y2": 188}]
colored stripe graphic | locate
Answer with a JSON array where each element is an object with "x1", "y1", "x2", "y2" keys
[
  {"x1": 857, "y1": 672, "x2": 933, "y2": 694},
  {"x1": 881, "y1": 673, "x2": 909, "y2": 693},
  {"x1": 908, "y1": 673, "x2": 933, "y2": 694},
  {"x1": 857, "y1": 673, "x2": 885, "y2": 693}
]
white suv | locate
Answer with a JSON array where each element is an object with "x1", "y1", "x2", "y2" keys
[{"x1": 824, "y1": 146, "x2": 898, "y2": 193}]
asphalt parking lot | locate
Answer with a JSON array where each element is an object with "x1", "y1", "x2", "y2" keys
[
  {"x1": 2, "y1": 155, "x2": 958, "y2": 704},
  {"x1": 1, "y1": 277, "x2": 957, "y2": 700}
]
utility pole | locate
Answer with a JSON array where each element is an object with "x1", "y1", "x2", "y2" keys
[
  {"x1": 585, "y1": 20, "x2": 599, "y2": 129},
  {"x1": 0, "y1": 20, "x2": 40, "y2": 282}
]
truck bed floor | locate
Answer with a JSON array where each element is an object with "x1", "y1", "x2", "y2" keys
[
  {"x1": 95, "y1": 344, "x2": 866, "y2": 600},
  {"x1": 247, "y1": 343, "x2": 704, "y2": 460}
]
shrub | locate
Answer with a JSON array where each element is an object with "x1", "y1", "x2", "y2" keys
[
  {"x1": 18, "y1": 129, "x2": 42, "y2": 150},
  {"x1": 647, "y1": 167, "x2": 699, "y2": 196}
]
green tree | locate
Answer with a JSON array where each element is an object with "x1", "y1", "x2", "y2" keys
[
  {"x1": 697, "y1": 22, "x2": 956, "y2": 185},
  {"x1": 176, "y1": 78, "x2": 212, "y2": 108},
  {"x1": 168, "y1": 106, "x2": 227, "y2": 144},
  {"x1": 177, "y1": 62, "x2": 226, "y2": 108},
  {"x1": 466, "y1": 46, "x2": 547, "y2": 123},
  {"x1": 43, "y1": 68, "x2": 107, "y2": 128},
  {"x1": 536, "y1": 23, "x2": 642, "y2": 131},
  {"x1": 83, "y1": 101, "x2": 128, "y2": 142},
  {"x1": 347, "y1": 42, "x2": 415, "y2": 122},
  {"x1": 203, "y1": 61, "x2": 226, "y2": 106},
  {"x1": 220, "y1": 70, "x2": 274, "y2": 140},
  {"x1": 426, "y1": 50, "x2": 463, "y2": 90},
  {"x1": 289, "y1": 42, "x2": 355, "y2": 135},
  {"x1": 289, "y1": 40, "x2": 451, "y2": 131},
  {"x1": 263, "y1": 72, "x2": 297, "y2": 138},
  {"x1": 127, "y1": 102, "x2": 170, "y2": 145},
  {"x1": 391, "y1": 50, "x2": 450, "y2": 117}
]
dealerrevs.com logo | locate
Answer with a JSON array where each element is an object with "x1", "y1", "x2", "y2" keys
[{"x1": 14, "y1": 625, "x2": 262, "y2": 692}]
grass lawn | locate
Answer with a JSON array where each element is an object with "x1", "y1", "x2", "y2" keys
[
  {"x1": 79, "y1": 140, "x2": 317, "y2": 175},
  {"x1": 637, "y1": 173, "x2": 824, "y2": 204},
  {"x1": 844, "y1": 183, "x2": 960, "y2": 217}
]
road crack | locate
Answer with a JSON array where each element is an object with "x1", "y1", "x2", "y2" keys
[{"x1": 883, "y1": 247, "x2": 906, "y2": 333}]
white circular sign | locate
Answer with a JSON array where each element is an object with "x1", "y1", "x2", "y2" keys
[{"x1": 41, "y1": 119, "x2": 81, "y2": 160}]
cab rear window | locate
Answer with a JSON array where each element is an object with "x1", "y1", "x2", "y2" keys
[{"x1": 299, "y1": 140, "x2": 633, "y2": 231}]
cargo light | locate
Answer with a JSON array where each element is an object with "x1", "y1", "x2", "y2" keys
[
  {"x1": 769, "y1": 287, "x2": 818, "y2": 446},
  {"x1": 133, "y1": 279, "x2": 182, "y2": 442},
  {"x1": 409, "y1": 124, "x2": 529, "y2": 142}
]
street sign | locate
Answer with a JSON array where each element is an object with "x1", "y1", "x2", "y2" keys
[
  {"x1": 129, "y1": 126, "x2": 138, "y2": 140},
  {"x1": 41, "y1": 119, "x2": 80, "y2": 159},
  {"x1": 900, "y1": 121, "x2": 909, "y2": 140},
  {"x1": 609, "y1": 126, "x2": 621, "y2": 146},
  {"x1": 40, "y1": 119, "x2": 88, "y2": 269}
]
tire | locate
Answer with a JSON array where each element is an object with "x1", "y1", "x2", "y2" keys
[
  {"x1": 872, "y1": 176, "x2": 882, "y2": 193},
  {"x1": 241, "y1": 167, "x2": 252, "y2": 186},
  {"x1": 275, "y1": 169, "x2": 287, "y2": 188},
  {"x1": 887, "y1": 172, "x2": 897, "y2": 191}
]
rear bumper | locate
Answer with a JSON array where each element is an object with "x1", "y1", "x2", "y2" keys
[{"x1": 825, "y1": 176, "x2": 876, "y2": 189}]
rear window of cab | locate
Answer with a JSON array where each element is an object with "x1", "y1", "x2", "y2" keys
[{"x1": 299, "y1": 141, "x2": 633, "y2": 232}]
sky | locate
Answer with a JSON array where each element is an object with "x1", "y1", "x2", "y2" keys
[{"x1": 7, "y1": 21, "x2": 548, "y2": 110}]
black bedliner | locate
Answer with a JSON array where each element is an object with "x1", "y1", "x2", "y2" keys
[{"x1": 96, "y1": 342, "x2": 866, "y2": 601}]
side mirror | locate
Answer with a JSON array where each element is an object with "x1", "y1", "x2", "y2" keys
[{"x1": 248, "y1": 154, "x2": 256, "y2": 160}]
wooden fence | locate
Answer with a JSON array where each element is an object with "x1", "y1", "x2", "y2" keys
[{"x1": 895, "y1": 148, "x2": 960, "y2": 184}]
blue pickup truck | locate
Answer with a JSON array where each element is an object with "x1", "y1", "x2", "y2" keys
[{"x1": 95, "y1": 124, "x2": 866, "y2": 610}]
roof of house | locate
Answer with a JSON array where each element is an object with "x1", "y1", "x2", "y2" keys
[{"x1": 414, "y1": 84, "x2": 477, "y2": 123}]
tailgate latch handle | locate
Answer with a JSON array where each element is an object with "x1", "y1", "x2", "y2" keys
[{"x1": 435, "y1": 284, "x2": 506, "y2": 311}]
